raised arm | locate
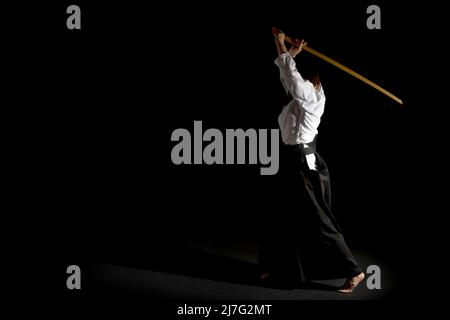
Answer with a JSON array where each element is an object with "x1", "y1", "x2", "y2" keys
[
  {"x1": 272, "y1": 27, "x2": 307, "y2": 58},
  {"x1": 272, "y1": 28, "x2": 314, "y2": 103},
  {"x1": 272, "y1": 27, "x2": 288, "y2": 56}
]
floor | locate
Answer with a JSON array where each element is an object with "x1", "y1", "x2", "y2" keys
[{"x1": 86, "y1": 240, "x2": 388, "y2": 300}]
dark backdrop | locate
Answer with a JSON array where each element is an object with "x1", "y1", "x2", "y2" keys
[{"x1": 15, "y1": 0, "x2": 444, "y2": 308}]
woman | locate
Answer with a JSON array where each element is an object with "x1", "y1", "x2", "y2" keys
[{"x1": 259, "y1": 28, "x2": 365, "y2": 294}]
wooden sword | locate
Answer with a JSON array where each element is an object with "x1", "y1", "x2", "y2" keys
[{"x1": 283, "y1": 33, "x2": 403, "y2": 105}]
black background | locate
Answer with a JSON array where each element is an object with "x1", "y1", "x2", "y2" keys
[{"x1": 11, "y1": 0, "x2": 446, "y2": 316}]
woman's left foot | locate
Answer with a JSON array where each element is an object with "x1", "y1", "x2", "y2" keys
[
  {"x1": 338, "y1": 272, "x2": 365, "y2": 294},
  {"x1": 259, "y1": 272, "x2": 270, "y2": 280}
]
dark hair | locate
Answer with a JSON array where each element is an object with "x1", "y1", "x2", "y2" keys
[{"x1": 304, "y1": 72, "x2": 321, "y2": 90}]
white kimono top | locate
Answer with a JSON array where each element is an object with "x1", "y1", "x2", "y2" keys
[{"x1": 275, "y1": 52, "x2": 326, "y2": 170}]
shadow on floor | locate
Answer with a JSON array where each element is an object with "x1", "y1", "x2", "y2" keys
[{"x1": 95, "y1": 243, "x2": 340, "y2": 292}]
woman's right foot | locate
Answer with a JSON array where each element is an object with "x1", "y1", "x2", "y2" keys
[{"x1": 338, "y1": 272, "x2": 365, "y2": 294}]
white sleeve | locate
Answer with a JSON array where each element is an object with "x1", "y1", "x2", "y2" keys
[{"x1": 274, "y1": 53, "x2": 317, "y2": 106}]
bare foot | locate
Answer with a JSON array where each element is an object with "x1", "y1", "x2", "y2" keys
[
  {"x1": 259, "y1": 272, "x2": 270, "y2": 280},
  {"x1": 338, "y1": 272, "x2": 365, "y2": 294}
]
